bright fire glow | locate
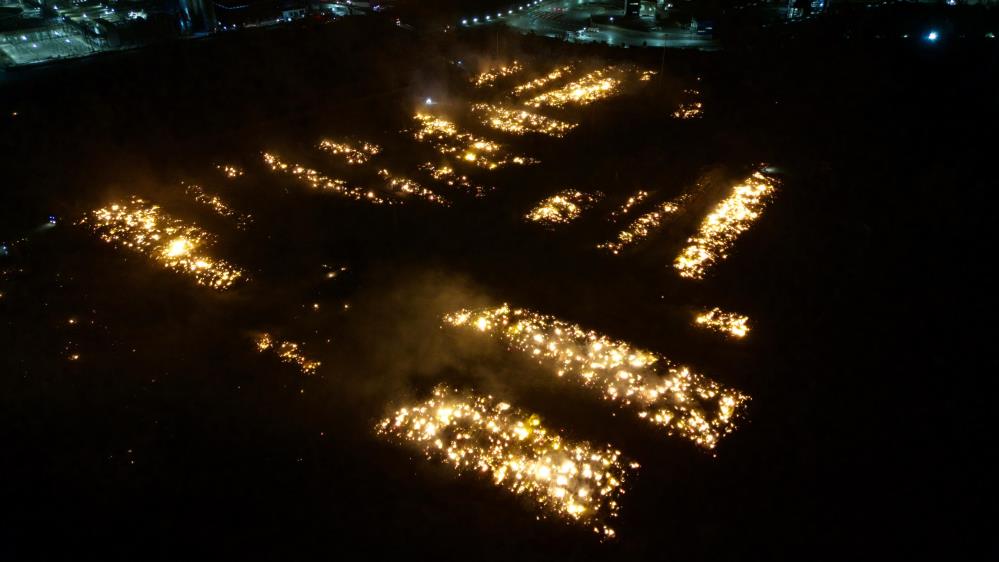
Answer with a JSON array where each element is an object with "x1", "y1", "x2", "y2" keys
[
  {"x1": 418, "y1": 162, "x2": 491, "y2": 197},
  {"x1": 263, "y1": 152, "x2": 387, "y2": 204},
  {"x1": 511, "y1": 64, "x2": 575, "y2": 95},
  {"x1": 472, "y1": 103, "x2": 576, "y2": 137},
  {"x1": 673, "y1": 102, "x2": 704, "y2": 119},
  {"x1": 411, "y1": 113, "x2": 536, "y2": 170},
  {"x1": 318, "y1": 139, "x2": 382, "y2": 165},
  {"x1": 674, "y1": 170, "x2": 776, "y2": 279},
  {"x1": 526, "y1": 190, "x2": 603, "y2": 226},
  {"x1": 376, "y1": 169, "x2": 449, "y2": 205},
  {"x1": 524, "y1": 68, "x2": 621, "y2": 109},
  {"x1": 255, "y1": 333, "x2": 321, "y2": 375},
  {"x1": 377, "y1": 385, "x2": 634, "y2": 537},
  {"x1": 81, "y1": 197, "x2": 244, "y2": 290},
  {"x1": 472, "y1": 61, "x2": 524, "y2": 87},
  {"x1": 445, "y1": 305, "x2": 748, "y2": 450},
  {"x1": 694, "y1": 308, "x2": 750, "y2": 338},
  {"x1": 607, "y1": 190, "x2": 651, "y2": 222},
  {"x1": 217, "y1": 164, "x2": 244, "y2": 179},
  {"x1": 184, "y1": 184, "x2": 252, "y2": 228},
  {"x1": 598, "y1": 201, "x2": 681, "y2": 255}
]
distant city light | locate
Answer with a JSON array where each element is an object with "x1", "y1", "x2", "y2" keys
[
  {"x1": 473, "y1": 17, "x2": 478, "y2": 22},
  {"x1": 462, "y1": 19, "x2": 468, "y2": 24},
  {"x1": 927, "y1": 31, "x2": 939, "y2": 41}
]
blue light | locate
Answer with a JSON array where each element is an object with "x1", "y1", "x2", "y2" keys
[
  {"x1": 48, "y1": 215, "x2": 57, "y2": 225},
  {"x1": 473, "y1": 17, "x2": 478, "y2": 22},
  {"x1": 462, "y1": 19, "x2": 468, "y2": 24},
  {"x1": 927, "y1": 31, "x2": 938, "y2": 41}
]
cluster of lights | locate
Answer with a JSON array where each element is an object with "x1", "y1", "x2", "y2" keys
[
  {"x1": 598, "y1": 201, "x2": 681, "y2": 255},
  {"x1": 607, "y1": 190, "x2": 651, "y2": 222},
  {"x1": 418, "y1": 162, "x2": 490, "y2": 197},
  {"x1": 471, "y1": 61, "x2": 524, "y2": 87},
  {"x1": 255, "y1": 333, "x2": 321, "y2": 375},
  {"x1": 471, "y1": 103, "x2": 576, "y2": 137},
  {"x1": 638, "y1": 70, "x2": 657, "y2": 82},
  {"x1": 672, "y1": 102, "x2": 704, "y2": 120},
  {"x1": 81, "y1": 197, "x2": 244, "y2": 290},
  {"x1": 526, "y1": 190, "x2": 603, "y2": 226},
  {"x1": 217, "y1": 164, "x2": 244, "y2": 179},
  {"x1": 694, "y1": 308, "x2": 749, "y2": 339},
  {"x1": 184, "y1": 184, "x2": 252, "y2": 228},
  {"x1": 375, "y1": 169, "x2": 449, "y2": 205},
  {"x1": 524, "y1": 68, "x2": 621, "y2": 109},
  {"x1": 674, "y1": 171, "x2": 777, "y2": 279},
  {"x1": 511, "y1": 64, "x2": 575, "y2": 95},
  {"x1": 411, "y1": 113, "x2": 535, "y2": 170},
  {"x1": 376, "y1": 385, "x2": 634, "y2": 537},
  {"x1": 263, "y1": 152, "x2": 386, "y2": 204},
  {"x1": 317, "y1": 139, "x2": 382, "y2": 165},
  {"x1": 445, "y1": 305, "x2": 748, "y2": 449}
]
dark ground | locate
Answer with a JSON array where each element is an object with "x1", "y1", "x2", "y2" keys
[{"x1": 0, "y1": 14, "x2": 992, "y2": 561}]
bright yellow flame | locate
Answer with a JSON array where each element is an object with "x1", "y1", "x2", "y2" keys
[
  {"x1": 216, "y1": 164, "x2": 244, "y2": 178},
  {"x1": 674, "y1": 170, "x2": 777, "y2": 279},
  {"x1": 598, "y1": 200, "x2": 681, "y2": 255},
  {"x1": 445, "y1": 305, "x2": 749, "y2": 450},
  {"x1": 607, "y1": 190, "x2": 651, "y2": 222},
  {"x1": 526, "y1": 190, "x2": 603, "y2": 226},
  {"x1": 80, "y1": 197, "x2": 244, "y2": 290},
  {"x1": 255, "y1": 333, "x2": 321, "y2": 375},
  {"x1": 185, "y1": 184, "x2": 252, "y2": 229},
  {"x1": 672, "y1": 102, "x2": 704, "y2": 120},
  {"x1": 317, "y1": 139, "x2": 382, "y2": 165},
  {"x1": 694, "y1": 308, "x2": 750, "y2": 338},
  {"x1": 263, "y1": 152, "x2": 388, "y2": 204},
  {"x1": 524, "y1": 68, "x2": 622, "y2": 109},
  {"x1": 471, "y1": 60, "x2": 524, "y2": 87},
  {"x1": 418, "y1": 162, "x2": 490, "y2": 197},
  {"x1": 376, "y1": 169, "x2": 448, "y2": 205},
  {"x1": 376, "y1": 385, "x2": 634, "y2": 537},
  {"x1": 410, "y1": 113, "x2": 536, "y2": 170},
  {"x1": 471, "y1": 103, "x2": 576, "y2": 137},
  {"x1": 511, "y1": 64, "x2": 575, "y2": 95}
]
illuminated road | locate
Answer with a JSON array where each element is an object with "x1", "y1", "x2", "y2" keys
[{"x1": 460, "y1": 0, "x2": 718, "y2": 50}]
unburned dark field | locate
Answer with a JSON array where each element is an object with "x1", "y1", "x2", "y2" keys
[{"x1": 0, "y1": 17, "x2": 990, "y2": 560}]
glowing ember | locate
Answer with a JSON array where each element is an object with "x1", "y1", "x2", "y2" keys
[
  {"x1": 184, "y1": 184, "x2": 252, "y2": 229},
  {"x1": 524, "y1": 68, "x2": 621, "y2": 109},
  {"x1": 511, "y1": 64, "x2": 575, "y2": 95},
  {"x1": 607, "y1": 190, "x2": 651, "y2": 222},
  {"x1": 263, "y1": 152, "x2": 386, "y2": 204},
  {"x1": 446, "y1": 305, "x2": 749, "y2": 450},
  {"x1": 81, "y1": 197, "x2": 244, "y2": 290},
  {"x1": 598, "y1": 201, "x2": 681, "y2": 255},
  {"x1": 472, "y1": 61, "x2": 524, "y2": 87},
  {"x1": 472, "y1": 103, "x2": 576, "y2": 137},
  {"x1": 318, "y1": 139, "x2": 382, "y2": 165},
  {"x1": 674, "y1": 170, "x2": 777, "y2": 279},
  {"x1": 377, "y1": 385, "x2": 634, "y2": 537},
  {"x1": 411, "y1": 113, "x2": 536, "y2": 170},
  {"x1": 217, "y1": 164, "x2": 244, "y2": 179},
  {"x1": 526, "y1": 190, "x2": 603, "y2": 226},
  {"x1": 376, "y1": 169, "x2": 448, "y2": 205},
  {"x1": 694, "y1": 308, "x2": 750, "y2": 338},
  {"x1": 255, "y1": 333, "x2": 321, "y2": 375},
  {"x1": 672, "y1": 102, "x2": 704, "y2": 120},
  {"x1": 418, "y1": 162, "x2": 491, "y2": 197}
]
